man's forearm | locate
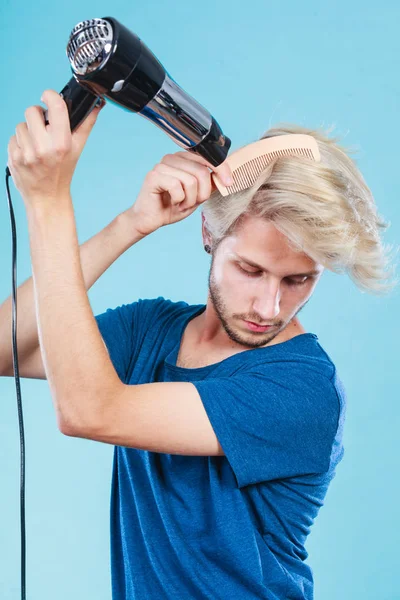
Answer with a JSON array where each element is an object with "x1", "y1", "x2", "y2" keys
[
  {"x1": 0, "y1": 205, "x2": 146, "y2": 374},
  {"x1": 26, "y1": 196, "x2": 144, "y2": 431}
]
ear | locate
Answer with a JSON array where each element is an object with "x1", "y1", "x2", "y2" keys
[{"x1": 201, "y1": 212, "x2": 212, "y2": 246}]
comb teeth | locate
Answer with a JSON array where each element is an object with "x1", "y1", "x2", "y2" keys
[
  {"x1": 227, "y1": 147, "x2": 316, "y2": 194},
  {"x1": 211, "y1": 134, "x2": 321, "y2": 197}
]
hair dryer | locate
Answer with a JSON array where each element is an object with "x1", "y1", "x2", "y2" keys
[{"x1": 43, "y1": 16, "x2": 231, "y2": 167}]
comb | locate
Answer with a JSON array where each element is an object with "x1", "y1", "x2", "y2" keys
[{"x1": 211, "y1": 133, "x2": 321, "y2": 196}]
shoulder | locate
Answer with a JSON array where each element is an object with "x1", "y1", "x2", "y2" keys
[
  {"x1": 133, "y1": 296, "x2": 204, "y2": 330},
  {"x1": 234, "y1": 333, "x2": 335, "y2": 380},
  {"x1": 239, "y1": 338, "x2": 345, "y2": 421},
  {"x1": 96, "y1": 296, "x2": 200, "y2": 324}
]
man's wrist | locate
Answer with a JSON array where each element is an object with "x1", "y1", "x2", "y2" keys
[
  {"x1": 114, "y1": 208, "x2": 152, "y2": 248},
  {"x1": 25, "y1": 192, "x2": 74, "y2": 219},
  {"x1": 25, "y1": 196, "x2": 76, "y2": 240}
]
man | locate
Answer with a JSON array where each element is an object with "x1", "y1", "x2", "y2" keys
[{"x1": 5, "y1": 89, "x2": 391, "y2": 599}]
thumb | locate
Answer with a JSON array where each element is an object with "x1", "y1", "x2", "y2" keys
[{"x1": 72, "y1": 100, "x2": 105, "y2": 151}]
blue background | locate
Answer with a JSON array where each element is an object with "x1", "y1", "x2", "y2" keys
[{"x1": 1, "y1": 1, "x2": 399, "y2": 599}]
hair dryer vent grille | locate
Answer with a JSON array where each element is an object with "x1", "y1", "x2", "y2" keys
[{"x1": 67, "y1": 18, "x2": 113, "y2": 76}]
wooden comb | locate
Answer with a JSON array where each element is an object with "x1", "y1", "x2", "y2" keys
[{"x1": 211, "y1": 133, "x2": 321, "y2": 196}]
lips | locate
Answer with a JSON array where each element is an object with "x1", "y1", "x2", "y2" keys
[{"x1": 244, "y1": 320, "x2": 274, "y2": 332}]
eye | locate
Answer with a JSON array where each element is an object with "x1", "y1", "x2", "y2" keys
[
  {"x1": 237, "y1": 263, "x2": 310, "y2": 285},
  {"x1": 285, "y1": 277, "x2": 308, "y2": 286},
  {"x1": 237, "y1": 264, "x2": 261, "y2": 277}
]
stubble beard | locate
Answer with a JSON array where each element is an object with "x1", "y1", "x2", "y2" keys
[{"x1": 207, "y1": 259, "x2": 283, "y2": 349}]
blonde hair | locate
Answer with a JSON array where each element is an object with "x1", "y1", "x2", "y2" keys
[{"x1": 202, "y1": 123, "x2": 399, "y2": 295}]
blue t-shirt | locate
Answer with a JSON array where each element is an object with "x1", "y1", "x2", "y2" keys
[{"x1": 95, "y1": 296, "x2": 346, "y2": 600}]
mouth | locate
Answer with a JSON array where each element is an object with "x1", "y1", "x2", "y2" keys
[{"x1": 243, "y1": 320, "x2": 275, "y2": 333}]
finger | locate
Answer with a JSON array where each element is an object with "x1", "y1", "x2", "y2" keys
[
  {"x1": 149, "y1": 171, "x2": 186, "y2": 206},
  {"x1": 40, "y1": 89, "x2": 71, "y2": 149},
  {"x1": 24, "y1": 106, "x2": 51, "y2": 155},
  {"x1": 72, "y1": 100, "x2": 104, "y2": 153},
  {"x1": 155, "y1": 163, "x2": 199, "y2": 208},
  {"x1": 173, "y1": 150, "x2": 233, "y2": 185},
  {"x1": 160, "y1": 154, "x2": 212, "y2": 202},
  {"x1": 8, "y1": 135, "x2": 23, "y2": 167},
  {"x1": 15, "y1": 122, "x2": 37, "y2": 163}
]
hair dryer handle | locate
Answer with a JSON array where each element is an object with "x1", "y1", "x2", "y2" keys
[{"x1": 43, "y1": 77, "x2": 102, "y2": 131}]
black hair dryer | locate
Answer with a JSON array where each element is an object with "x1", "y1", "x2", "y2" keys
[{"x1": 48, "y1": 16, "x2": 231, "y2": 167}]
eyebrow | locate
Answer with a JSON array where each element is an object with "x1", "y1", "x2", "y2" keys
[{"x1": 234, "y1": 253, "x2": 322, "y2": 278}]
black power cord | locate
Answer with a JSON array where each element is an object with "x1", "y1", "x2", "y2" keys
[{"x1": 5, "y1": 164, "x2": 27, "y2": 600}]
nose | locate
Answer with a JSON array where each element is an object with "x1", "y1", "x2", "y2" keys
[{"x1": 252, "y1": 279, "x2": 281, "y2": 321}]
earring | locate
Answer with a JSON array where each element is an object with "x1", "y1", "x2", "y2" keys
[{"x1": 204, "y1": 244, "x2": 211, "y2": 254}]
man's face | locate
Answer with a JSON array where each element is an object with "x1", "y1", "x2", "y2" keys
[{"x1": 206, "y1": 215, "x2": 324, "y2": 348}]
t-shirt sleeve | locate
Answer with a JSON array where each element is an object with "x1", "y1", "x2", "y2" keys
[
  {"x1": 94, "y1": 302, "x2": 137, "y2": 383},
  {"x1": 94, "y1": 296, "x2": 167, "y2": 383},
  {"x1": 191, "y1": 362, "x2": 340, "y2": 488}
]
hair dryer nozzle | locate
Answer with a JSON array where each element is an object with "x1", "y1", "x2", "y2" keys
[{"x1": 190, "y1": 117, "x2": 231, "y2": 167}]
